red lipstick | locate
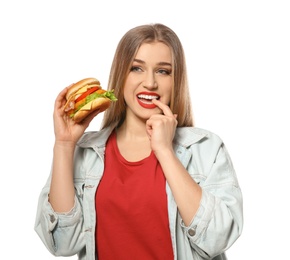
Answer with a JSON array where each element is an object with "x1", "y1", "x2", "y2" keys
[{"x1": 137, "y1": 92, "x2": 159, "y2": 109}]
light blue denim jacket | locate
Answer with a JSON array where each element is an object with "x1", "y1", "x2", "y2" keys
[{"x1": 35, "y1": 127, "x2": 243, "y2": 260}]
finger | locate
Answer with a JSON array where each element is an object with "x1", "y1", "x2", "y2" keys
[
  {"x1": 53, "y1": 88, "x2": 71, "y2": 123},
  {"x1": 152, "y1": 99, "x2": 174, "y2": 117},
  {"x1": 145, "y1": 121, "x2": 153, "y2": 139},
  {"x1": 57, "y1": 84, "x2": 74, "y2": 102},
  {"x1": 60, "y1": 86, "x2": 70, "y2": 97},
  {"x1": 55, "y1": 87, "x2": 68, "y2": 105}
]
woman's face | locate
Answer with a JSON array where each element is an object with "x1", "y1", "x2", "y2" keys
[{"x1": 123, "y1": 42, "x2": 173, "y2": 121}]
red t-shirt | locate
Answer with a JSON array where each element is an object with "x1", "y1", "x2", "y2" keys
[{"x1": 95, "y1": 132, "x2": 174, "y2": 260}]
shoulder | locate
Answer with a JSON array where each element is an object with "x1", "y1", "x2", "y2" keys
[
  {"x1": 175, "y1": 127, "x2": 223, "y2": 148},
  {"x1": 77, "y1": 127, "x2": 114, "y2": 149},
  {"x1": 175, "y1": 127, "x2": 233, "y2": 173}
]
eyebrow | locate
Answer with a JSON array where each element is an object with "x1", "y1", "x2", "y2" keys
[{"x1": 133, "y1": 58, "x2": 172, "y2": 67}]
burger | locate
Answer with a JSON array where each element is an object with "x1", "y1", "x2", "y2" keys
[{"x1": 63, "y1": 77, "x2": 117, "y2": 123}]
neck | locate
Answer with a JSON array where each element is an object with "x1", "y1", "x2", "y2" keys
[
  {"x1": 115, "y1": 116, "x2": 152, "y2": 161},
  {"x1": 117, "y1": 117, "x2": 148, "y2": 141}
]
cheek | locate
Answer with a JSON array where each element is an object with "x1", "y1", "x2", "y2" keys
[
  {"x1": 123, "y1": 85, "x2": 135, "y2": 104},
  {"x1": 165, "y1": 85, "x2": 173, "y2": 104},
  {"x1": 123, "y1": 80, "x2": 131, "y2": 99}
]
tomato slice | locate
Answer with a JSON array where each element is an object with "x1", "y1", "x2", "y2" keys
[{"x1": 75, "y1": 87, "x2": 99, "y2": 103}]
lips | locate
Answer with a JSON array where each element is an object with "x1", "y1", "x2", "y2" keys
[{"x1": 137, "y1": 92, "x2": 160, "y2": 109}]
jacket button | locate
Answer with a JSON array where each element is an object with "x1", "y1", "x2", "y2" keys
[
  {"x1": 49, "y1": 214, "x2": 56, "y2": 223},
  {"x1": 188, "y1": 228, "x2": 196, "y2": 236}
]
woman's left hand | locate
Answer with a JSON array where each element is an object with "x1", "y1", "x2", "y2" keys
[{"x1": 146, "y1": 99, "x2": 178, "y2": 154}]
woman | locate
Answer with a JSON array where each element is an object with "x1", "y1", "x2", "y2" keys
[{"x1": 35, "y1": 23, "x2": 243, "y2": 260}]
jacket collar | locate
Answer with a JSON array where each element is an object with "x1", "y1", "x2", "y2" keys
[
  {"x1": 77, "y1": 127, "x2": 114, "y2": 149},
  {"x1": 174, "y1": 127, "x2": 208, "y2": 148}
]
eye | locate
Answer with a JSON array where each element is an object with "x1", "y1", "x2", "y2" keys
[
  {"x1": 130, "y1": 66, "x2": 142, "y2": 72},
  {"x1": 157, "y1": 68, "x2": 172, "y2": 75}
]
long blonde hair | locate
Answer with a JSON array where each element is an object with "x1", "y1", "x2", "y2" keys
[{"x1": 101, "y1": 23, "x2": 194, "y2": 129}]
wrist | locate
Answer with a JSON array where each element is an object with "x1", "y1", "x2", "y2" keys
[
  {"x1": 54, "y1": 140, "x2": 76, "y2": 151},
  {"x1": 154, "y1": 147, "x2": 175, "y2": 161}
]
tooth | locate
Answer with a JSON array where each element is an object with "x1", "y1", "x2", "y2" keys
[{"x1": 138, "y1": 94, "x2": 158, "y2": 100}]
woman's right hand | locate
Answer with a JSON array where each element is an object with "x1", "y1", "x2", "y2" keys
[{"x1": 53, "y1": 86, "x2": 99, "y2": 146}]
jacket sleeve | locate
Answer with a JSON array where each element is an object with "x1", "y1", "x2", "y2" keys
[
  {"x1": 34, "y1": 147, "x2": 86, "y2": 256},
  {"x1": 181, "y1": 134, "x2": 243, "y2": 258}
]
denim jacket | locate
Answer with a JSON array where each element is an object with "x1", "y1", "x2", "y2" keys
[{"x1": 35, "y1": 127, "x2": 243, "y2": 260}]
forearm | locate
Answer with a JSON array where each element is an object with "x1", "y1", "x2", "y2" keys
[
  {"x1": 156, "y1": 148, "x2": 202, "y2": 226},
  {"x1": 49, "y1": 142, "x2": 76, "y2": 213}
]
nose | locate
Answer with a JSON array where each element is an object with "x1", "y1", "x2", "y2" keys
[{"x1": 142, "y1": 72, "x2": 157, "y2": 89}]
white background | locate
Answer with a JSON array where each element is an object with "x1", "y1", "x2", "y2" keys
[{"x1": 1, "y1": 0, "x2": 289, "y2": 259}]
